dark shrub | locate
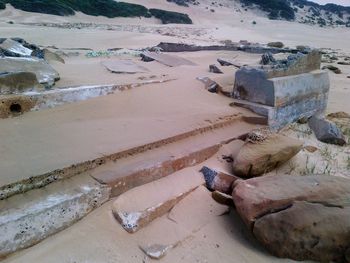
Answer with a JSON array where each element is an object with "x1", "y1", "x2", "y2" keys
[{"x1": 149, "y1": 8, "x2": 192, "y2": 24}]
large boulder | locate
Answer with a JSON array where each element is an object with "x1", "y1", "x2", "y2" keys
[
  {"x1": 232, "y1": 134, "x2": 303, "y2": 177},
  {"x1": 309, "y1": 115, "x2": 346, "y2": 146},
  {"x1": 232, "y1": 175, "x2": 350, "y2": 262}
]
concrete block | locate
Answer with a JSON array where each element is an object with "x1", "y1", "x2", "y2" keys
[
  {"x1": 0, "y1": 175, "x2": 110, "y2": 258},
  {"x1": 233, "y1": 70, "x2": 329, "y2": 107}
]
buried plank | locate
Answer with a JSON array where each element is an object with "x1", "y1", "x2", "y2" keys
[
  {"x1": 0, "y1": 79, "x2": 173, "y2": 118},
  {"x1": 101, "y1": 59, "x2": 149, "y2": 74},
  {"x1": 90, "y1": 120, "x2": 257, "y2": 197},
  {"x1": 136, "y1": 186, "x2": 228, "y2": 259},
  {"x1": 0, "y1": 115, "x2": 259, "y2": 200},
  {"x1": 141, "y1": 51, "x2": 196, "y2": 67},
  {"x1": 0, "y1": 174, "x2": 110, "y2": 258},
  {"x1": 111, "y1": 167, "x2": 205, "y2": 233}
]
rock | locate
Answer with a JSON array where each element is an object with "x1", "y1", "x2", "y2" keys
[
  {"x1": 217, "y1": 58, "x2": 243, "y2": 68},
  {"x1": 0, "y1": 57, "x2": 60, "y2": 87},
  {"x1": 232, "y1": 175, "x2": 350, "y2": 262},
  {"x1": 200, "y1": 166, "x2": 239, "y2": 194},
  {"x1": 141, "y1": 51, "x2": 196, "y2": 67},
  {"x1": 0, "y1": 39, "x2": 33, "y2": 57},
  {"x1": 196, "y1": 76, "x2": 221, "y2": 93},
  {"x1": 140, "y1": 53, "x2": 155, "y2": 62},
  {"x1": 43, "y1": 49, "x2": 65, "y2": 64},
  {"x1": 260, "y1": 52, "x2": 276, "y2": 65},
  {"x1": 209, "y1": 64, "x2": 223, "y2": 74},
  {"x1": 0, "y1": 72, "x2": 41, "y2": 94},
  {"x1": 327, "y1": 111, "x2": 350, "y2": 119},
  {"x1": 267, "y1": 42, "x2": 284, "y2": 48},
  {"x1": 308, "y1": 115, "x2": 346, "y2": 146},
  {"x1": 101, "y1": 60, "x2": 149, "y2": 74},
  {"x1": 232, "y1": 134, "x2": 303, "y2": 177},
  {"x1": 322, "y1": 65, "x2": 342, "y2": 74},
  {"x1": 296, "y1": 45, "x2": 311, "y2": 52},
  {"x1": 337, "y1": 61, "x2": 350, "y2": 65},
  {"x1": 211, "y1": 190, "x2": 234, "y2": 207},
  {"x1": 139, "y1": 244, "x2": 171, "y2": 259},
  {"x1": 304, "y1": 145, "x2": 318, "y2": 153}
]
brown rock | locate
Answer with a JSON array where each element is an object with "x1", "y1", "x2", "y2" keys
[
  {"x1": 200, "y1": 166, "x2": 239, "y2": 194},
  {"x1": 232, "y1": 175, "x2": 350, "y2": 262},
  {"x1": 253, "y1": 200, "x2": 350, "y2": 262},
  {"x1": 232, "y1": 134, "x2": 303, "y2": 177}
]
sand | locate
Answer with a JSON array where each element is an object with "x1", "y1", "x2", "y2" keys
[{"x1": 0, "y1": 1, "x2": 349, "y2": 262}]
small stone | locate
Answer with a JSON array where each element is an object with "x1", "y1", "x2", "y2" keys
[
  {"x1": 209, "y1": 64, "x2": 223, "y2": 74},
  {"x1": 139, "y1": 244, "x2": 171, "y2": 259},
  {"x1": 260, "y1": 52, "x2": 276, "y2": 65},
  {"x1": 267, "y1": 42, "x2": 284, "y2": 48},
  {"x1": 200, "y1": 166, "x2": 239, "y2": 194},
  {"x1": 304, "y1": 145, "x2": 318, "y2": 153},
  {"x1": 322, "y1": 65, "x2": 342, "y2": 74}
]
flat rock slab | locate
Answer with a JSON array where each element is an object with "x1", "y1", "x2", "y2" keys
[
  {"x1": 112, "y1": 167, "x2": 205, "y2": 233},
  {"x1": 101, "y1": 60, "x2": 149, "y2": 74},
  {"x1": 0, "y1": 39, "x2": 33, "y2": 57},
  {"x1": 232, "y1": 175, "x2": 350, "y2": 262},
  {"x1": 0, "y1": 57, "x2": 59, "y2": 86},
  {"x1": 141, "y1": 51, "x2": 196, "y2": 67}
]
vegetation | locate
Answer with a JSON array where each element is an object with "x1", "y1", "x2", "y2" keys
[
  {"x1": 149, "y1": 8, "x2": 192, "y2": 24},
  {"x1": 0, "y1": 0, "x2": 192, "y2": 24},
  {"x1": 241, "y1": 0, "x2": 295, "y2": 20}
]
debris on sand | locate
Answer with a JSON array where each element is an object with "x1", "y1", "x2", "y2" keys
[
  {"x1": 322, "y1": 64, "x2": 342, "y2": 74},
  {"x1": 101, "y1": 60, "x2": 149, "y2": 74},
  {"x1": 141, "y1": 51, "x2": 196, "y2": 67},
  {"x1": 209, "y1": 64, "x2": 223, "y2": 74},
  {"x1": 196, "y1": 76, "x2": 221, "y2": 93},
  {"x1": 139, "y1": 244, "x2": 172, "y2": 259}
]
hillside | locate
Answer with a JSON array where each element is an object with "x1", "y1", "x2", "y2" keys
[
  {"x1": 168, "y1": 0, "x2": 350, "y2": 27},
  {"x1": 0, "y1": 0, "x2": 192, "y2": 24}
]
